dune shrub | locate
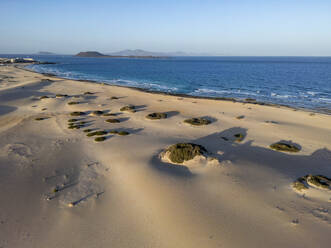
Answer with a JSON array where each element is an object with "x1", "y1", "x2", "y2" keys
[
  {"x1": 146, "y1": 112, "x2": 167, "y2": 120},
  {"x1": 166, "y1": 143, "x2": 207, "y2": 163},
  {"x1": 184, "y1": 117, "x2": 211, "y2": 126}
]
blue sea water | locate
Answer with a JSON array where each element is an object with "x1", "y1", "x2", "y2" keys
[{"x1": 3, "y1": 55, "x2": 331, "y2": 112}]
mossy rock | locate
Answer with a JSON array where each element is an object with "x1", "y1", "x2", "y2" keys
[
  {"x1": 40, "y1": 96, "x2": 49, "y2": 99},
  {"x1": 120, "y1": 105, "x2": 136, "y2": 113},
  {"x1": 68, "y1": 101, "x2": 79, "y2": 105},
  {"x1": 166, "y1": 143, "x2": 207, "y2": 164},
  {"x1": 94, "y1": 136, "x2": 106, "y2": 142},
  {"x1": 118, "y1": 131, "x2": 129, "y2": 136},
  {"x1": 270, "y1": 142, "x2": 300, "y2": 152},
  {"x1": 70, "y1": 111, "x2": 86, "y2": 116},
  {"x1": 86, "y1": 130, "x2": 108, "y2": 137},
  {"x1": 84, "y1": 92, "x2": 94, "y2": 95},
  {"x1": 306, "y1": 175, "x2": 331, "y2": 190},
  {"x1": 184, "y1": 117, "x2": 211, "y2": 126},
  {"x1": 234, "y1": 133, "x2": 244, "y2": 142},
  {"x1": 91, "y1": 110, "x2": 104, "y2": 116},
  {"x1": 35, "y1": 117, "x2": 48, "y2": 121},
  {"x1": 146, "y1": 112, "x2": 167, "y2": 120},
  {"x1": 105, "y1": 118, "x2": 120, "y2": 123}
]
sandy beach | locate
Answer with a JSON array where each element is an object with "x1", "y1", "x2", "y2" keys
[{"x1": 0, "y1": 64, "x2": 330, "y2": 247}]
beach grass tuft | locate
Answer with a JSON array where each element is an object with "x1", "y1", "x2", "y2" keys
[
  {"x1": 118, "y1": 131, "x2": 129, "y2": 136},
  {"x1": 120, "y1": 105, "x2": 136, "y2": 113},
  {"x1": 83, "y1": 129, "x2": 93, "y2": 133},
  {"x1": 184, "y1": 117, "x2": 211, "y2": 126},
  {"x1": 270, "y1": 141, "x2": 300, "y2": 152},
  {"x1": 94, "y1": 136, "x2": 106, "y2": 142},
  {"x1": 105, "y1": 118, "x2": 120, "y2": 123},
  {"x1": 234, "y1": 133, "x2": 245, "y2": 142},
  {"x1": 307, "y1": 175, "x2": 331, "y2": 190},
  {"x1": 292, "y1": 176, "x2": 308, "y2": 191},
  {"x1": 70, "y1": 111, "x2": 86, "y2": 116},
  {"x1": 56, "y1": 94, "x2": 68, "y2": 98},
  {"x1": 146, "y1": 112, "x2": 167, "y2": 120},
  {"x1": 35, "y1": 117, "x2": 48, "y2": 121},
  {"x1": 109, "y1": 130, "x2": 119, "y2": 134},
  {"x1": 91, "y1": 110, "x2": 104, "y2": 116},
  {"x1": 68, "y1": 101, "x2": 80, "y2": 105},
  {"x1": 87, "y1": 130, "x2": 108, "y2": 137}
]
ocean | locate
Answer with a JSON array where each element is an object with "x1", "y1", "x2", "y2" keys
[{"x1": 3, "y1": 55, "x2": 331, "y2": 112}]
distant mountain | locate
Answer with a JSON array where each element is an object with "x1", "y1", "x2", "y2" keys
[
  {"x1": 75, "y1": 51, "x2": 106, "y2": 57},
  {"x1": 107, "y1": 49, "x2": 212, "y2": 57},
  {"x1": 37, "y1": 51, "x2": 56, "y2": 55},
  {"x1": 75, "y1": 51, "x2": 167, "y2": 58}
]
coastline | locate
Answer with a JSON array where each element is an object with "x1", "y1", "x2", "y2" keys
[
  {"x1": 20, "y1": 64, "x2": 330, "y2": 115},
  {"x1": 1, "y1": 63, "x2": 331, "y2": 247}
]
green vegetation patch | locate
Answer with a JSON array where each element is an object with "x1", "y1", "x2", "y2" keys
[
  {"x1": 70, "y1": 111, "x2": 86, "y2": 116},
  {"x1": 102, "y1": 113, "x2": 115, "y2": 116},
  {"x1": 68, "y1": 101, "x2": 80, "y2": 105},
  {"x1": 270, "y1": 142, "x2": 300, "y2": 152},
  {"x1": 94, "y1": 136, "x2": 106, "y2": 142},
  {"x1": 83, "y1": 129, "x2": 93, "y2": 133},
  {"x1": 292, "y1": 176, "x2": 309, "y2": 191},
  {"x1": 35, "y1": 117, "x2": 48, "y2": 121},
  {"x1": 307, "y1": 175, "x2": 331, "y2": 190},
  {"x1": 68, "y1": 123, "x2": 84, "y2": 129},
  {"x1": 105, "y1": 118, "x2": 120, "y2": 123},
  {"x1": 56, "y1": 94, "x2": 68, "y2": 98},
  {"x1": 109, "y1": 130, "x2": 119, "y2": 134},
  {"x1": 118, "y1": 131, "x2": 129, "y2": 136},
  {"x1": 146, "y1": 112, "x2": 167, "y2": 120},
  {"x1": 86, "y1": 130, "x2": 108, "y2": 137},
  {"x1": 234, "y1": 133, "x2": 245, "y2": 142},
  {"x1": 292, "y1": 175, "x2": 331, "y2": 191},
  {"x1": 120, "y1": 105, "x2": 136, "y2": 113},
  {"x1": 184, "y1": 117, "x2": 211, "y2": 126},
  {"x1": 91, "y1": 110, "x2": 104, "y2": 116},
  {"x1": 166, "y1": 143, "x2": 207, "y2": 164}
]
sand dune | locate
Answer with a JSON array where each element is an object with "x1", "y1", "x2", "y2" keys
[{"x1": 0, "y1": 65, "x2": 330, "y2": 247}]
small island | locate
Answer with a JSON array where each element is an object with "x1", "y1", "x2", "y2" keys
[{"x1": 75, "y1": 51, "x2": 167, "y2": 59}]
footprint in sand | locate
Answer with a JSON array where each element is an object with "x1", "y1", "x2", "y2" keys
[
  {"x1": 45, "y1": 161, "x2": 109, "y2": 207},
  {"x1": 1, "y1": 143, "x2": 33, "y2": 165}
]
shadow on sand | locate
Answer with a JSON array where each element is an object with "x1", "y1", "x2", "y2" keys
[{"x1": 149, "y1": 127, "x2": 331, "y2": 179}]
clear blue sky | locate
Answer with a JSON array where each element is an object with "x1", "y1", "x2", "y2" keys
[{"x1": 0, "y1": 0, "x2": 330, "y2": 55}]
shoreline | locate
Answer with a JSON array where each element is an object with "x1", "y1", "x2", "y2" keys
[{"x1": 19, "y1": 64, "x2": 330, "y2": 115}]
